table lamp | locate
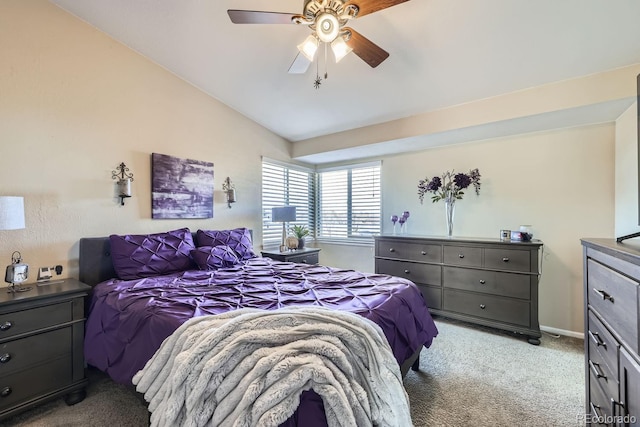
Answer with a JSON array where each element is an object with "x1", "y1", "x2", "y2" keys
[
  {"x1": 272, "y1": 206, "x2": 296, "y2": 252},
  {"x1": 0, "y1": 196, "x2": 31, "y2": 292}
]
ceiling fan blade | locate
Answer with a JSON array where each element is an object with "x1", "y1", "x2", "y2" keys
[
  {"x1": 344, "y1": 28, "x2": 389, "y2": 68},
  {"x1": 228, "y1": 10, "x2": 298, "y2": 24},
  {"x1": 288, "y1": 52, "x2": 312, "y2": 74},
  {"x1": 344, "y1": 0, "x2": 409, "y2": 18}
]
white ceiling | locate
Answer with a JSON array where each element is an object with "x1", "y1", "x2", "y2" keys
[{"x1": 51, "y1": 0, "x2": 640, "y2": 155}]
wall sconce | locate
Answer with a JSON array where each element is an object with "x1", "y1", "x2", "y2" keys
[
  {"x1": 223, "y1": 177, "x2": 236, "y2": 208},
  {"x1": 112, "y1": 162, "x2": 134, "y2": 206}
]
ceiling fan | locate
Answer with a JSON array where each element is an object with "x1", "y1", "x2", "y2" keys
[{"x1": 228, "y1": 0, "x2": 410, "y2": 74}]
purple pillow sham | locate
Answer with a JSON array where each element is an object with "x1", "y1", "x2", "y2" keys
[
  {"x1": 196, "y1": 227, "x2": 256, "y2": 260},
  {"x1": 109, "y1": 228, "x2": 196, "y2": 280},
  {"x1": 191, "y1": 245, "x2": 240, "y2": 270}
]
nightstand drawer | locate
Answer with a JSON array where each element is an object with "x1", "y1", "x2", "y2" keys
[
  {"x1": 0, "y1": 328, "x2": 71, "y2": 377},
  {"x1": 587, "y1": 259, "x2": 639, "y2": 353},
  {"x1": 484, "y1": 248, "x2": 530, "y2": 272},
  {"x1": 443, "y1": 267, "x2": 531, "y2": 300},
  {"x1": 376, "y1": 240, "x2": 441, "y2": 263},
  {"x1": 443, "y1": 289, "x2": 530, "y2": 327},
  {"x1": 443, "y1": 246, "x2": 482, "y2": 267},
  {"x1": 287, "y1": 252, "x2": 318, "y2": 264},
  {"x1": 0, "y1": 356, "x2": 71, "y2": 412},
  {"x1": 376, "y1": 259, "x2": 441, "y2": 286},
  {"x1": 0, "y1": 302, "x2": 72, "y2": 340}
]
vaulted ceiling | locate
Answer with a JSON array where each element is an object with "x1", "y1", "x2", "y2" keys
[{"x1": 51, "y1": 0, "x2": 640, "y2": 162}]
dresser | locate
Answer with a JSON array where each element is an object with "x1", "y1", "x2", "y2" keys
[
  {"x1": 0, "y1": 279, "x2": 89, "y2": 420},
  {"x1": 582, "y1": 238, "x2": 639, "y2": 426},
  {"x1": 374, "y1": 235, "x2": 543, "y2": 344},
  {"x1": 261, "y1": 248, "x2": 320, "y2": 264}
]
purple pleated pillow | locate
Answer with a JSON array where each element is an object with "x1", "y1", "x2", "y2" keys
[
  {"x1": 196, "y1": 228, "x2": 256, "y2": 260},
  {"x1": 109, "y1": 228, "x2": 196, "y2": 280},
  {"x1": 191, "y1": 245, "x2": 240, "y2": 270}
]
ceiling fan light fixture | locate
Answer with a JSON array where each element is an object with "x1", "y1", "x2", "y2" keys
[
  {"x1": 331, "y1": 36, "x2": 352, "y2": 62},
  {"x1": 316, "y1": 12, "x2": 340, "y2": 43},
  {"x1": 297, "y1": 34, "x2": 319, "y2": 61}
]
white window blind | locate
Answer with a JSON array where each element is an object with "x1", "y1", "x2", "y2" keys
[
  {"x1": 261, "y1": 160, "x2": 315, "y2": 248},
  {"x1": 317, "y1": 163, "x2": 381, "y2": 240}
]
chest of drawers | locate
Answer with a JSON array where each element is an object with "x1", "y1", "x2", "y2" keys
[
  {"x1": 375, "y1": 235, "x2": 543, "y2": 344},
  {"x1": 582, "y1": 239, "x2": 640, "y2": 426},
  {"x1": 261, "y1": 248, "x2": 320, "y2": 264},
  {"x1": 0, "y1": 279, "x2": 89, "y2": 420}
]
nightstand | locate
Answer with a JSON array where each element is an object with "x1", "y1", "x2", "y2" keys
[
  {"x1": 0, "y1": 278, "x2": 90, "y2": 420},
  {"x1": 261, "y1": 248, "x2": 321, "y2": 265}
]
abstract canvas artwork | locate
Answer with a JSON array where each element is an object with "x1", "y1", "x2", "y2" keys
[{"x1": 151, "y1": 153, "x2": 214, "y2": 219}]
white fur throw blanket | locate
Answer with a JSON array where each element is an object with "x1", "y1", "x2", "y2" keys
[{"x1": 132, "y1": 307, "x2": 413, "y2": 427}]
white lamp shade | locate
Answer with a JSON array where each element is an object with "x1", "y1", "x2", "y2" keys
[
  {"x1": 0, "y1": 196, "x2": 25, "y2": 230},
  {"x1": 297, "y1": 35, "x2": 319, "y2": 62},
  {"x1": 316, "y1": 13, "x2": 339, "y2": 43},
  {"x1": 331, "y1": 36, "x2": 353, "y2": 62}
]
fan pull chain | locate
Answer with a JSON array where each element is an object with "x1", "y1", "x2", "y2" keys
[{"x1": 324, "y1": 43, "x2": 328, "y2": 80}]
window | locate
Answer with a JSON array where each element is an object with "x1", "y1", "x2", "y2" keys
[
  {"x1": 317, "y1": 162, "x2": 381, "y2": 241},
  {"x1": 261, "y1": 159, "x2": 381, "y2": 247},
  {"x1": 261, "y1": 159, "x2": 315, "y2": 248}
]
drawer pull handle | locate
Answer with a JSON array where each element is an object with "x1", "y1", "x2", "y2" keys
[
  {"x1": 421, "y1": 251, "x2": 426, "y2": 255},
  {"x1": 458, "y1": 254, "x2": 464, "y2": 259},
  {"x1": 480, "y1": 304, "x2": 486, "y2": 309},
  {"x1": 593, "y1": 288, "x2": 614, "y2": 303},
  {"x1": 588, "y1": 330, "x2": 606, "y2": 349},
  {"x1": 479, "y1": 279, "x2": 486, "y2": 284},
  {"x1": 611, "y1": 399, "x2": 625, "y2": 419},
  {"x1": 389, "y1": 248, "x2": 395, "y2": 253},
  {"x1": 404, "y1": 269, "x2": 410, "y2": 274},
  {"x1": 0, "y1": 321, "x2": 12, "y2": 331},
  {"x1": 0, "y1": 353, "x2": 10, "y2": 364},
  {"x1": 0, "y1": 387, "x2": 11, "y2": 398},
  {"x1": 502, "y1": 257, "x2": 510, "y2": 262},
  {"x1": 588, "y1": 360, "x2": 606, "y2": 379},
  {"x1": 589, "y1": 402, "x2": 604, "y2": 422}
]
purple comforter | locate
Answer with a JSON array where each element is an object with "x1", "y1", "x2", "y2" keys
[{"x1": 84, "y1": 257, "x2": 438, "y2": 426}]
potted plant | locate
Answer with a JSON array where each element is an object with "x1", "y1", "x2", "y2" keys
[{"x1": 289, "y1": 224, "x2": 310, "y2": 249}]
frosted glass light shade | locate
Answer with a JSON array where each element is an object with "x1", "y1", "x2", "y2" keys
[
  {"x1": 297, "y1": 35, "x2": 319, "y2": 62},
  {"x1": 316, "y1": 13, "x2": 339, "y2": 43},
  {"x1": 0, "y1": 196, "x2": 25, "y2": 230},
  {"x1": 331, "y1": 36, "x2": 353, "y2": 62}
]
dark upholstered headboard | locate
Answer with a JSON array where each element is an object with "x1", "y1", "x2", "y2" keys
[
  {"x1": 78, "y1": 230, "x2": 254, "y2": 287},
  {"x1": 79, "y1": 237, "x2": 117, "y2": 287}
]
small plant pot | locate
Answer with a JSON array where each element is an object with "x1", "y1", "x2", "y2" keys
[{"x1": 297, "y1": 238, "x2": 305, "y2": 249}]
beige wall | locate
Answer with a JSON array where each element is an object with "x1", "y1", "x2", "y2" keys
[
  {"x1": 320, "y1": 124, "x2": 615, "y2": 335},
  {"x1": 615, "y1": 101, "x2": 639, "y2": 236},
  {"x1": 0, "y1": 0, "x2": 290, "y2": 278}
]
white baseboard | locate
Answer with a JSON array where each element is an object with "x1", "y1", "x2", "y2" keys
[{"x1": 540, "y1": 325, "x2": 584, "y2": 339}]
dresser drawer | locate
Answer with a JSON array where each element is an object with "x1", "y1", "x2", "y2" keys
[
  {"x1": 0, "y1": 302, "x2": 72, "y2": 340},
  {"x1": 484, "y1": 248, "x2": 530, "y2": 272},
  {"x1": 376, "y1": 259, "x2": 441, "y2": 286},
  {"x1": 588, "y1": 346, "x2": 618, "y2": 402},
  {"x1": 376, "y1": 240, "x2": 441, "y2": 263},
  {"x1": 0, "y1": 328, "x2": 71, "y2": 377},
  {"x1": 417, "y1": 284, "x2": 442, "y2": 310},
  {"x1": 443, "y1": 289, "x2": 530, "y2": 327},
  {"x1": 587, "y1": 259, "x2": 639, "y2": 354},
  {"x1": 443, "y1": 246, "x2": 482, "y2": 267},
  {"x1": 287, "y1": 252, "x2": 318, "y2": 265},
  {"x1": 587, "y1": 311, "x2": 619, "y2": 377},
  {"x1": 443, "y1": 267, "x2": 531, "y2": 300},
  {"x1": 0, "y1": 356, "x2": 71, "y2": 412},
  {"x1": 588, "y1": 371, "x2": 615, "y2": 423}
]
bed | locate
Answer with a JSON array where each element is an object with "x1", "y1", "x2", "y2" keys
[{"x1": 79, "y1": 227, "x2": 438, "y2": 426}]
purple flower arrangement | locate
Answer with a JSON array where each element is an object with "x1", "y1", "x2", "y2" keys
[
  {"x1": 391, "y1": 211, "x2": 410, "y2": 234},
  {"x1": 418, "y1": 169, "x2": 481, "y2": 204}
]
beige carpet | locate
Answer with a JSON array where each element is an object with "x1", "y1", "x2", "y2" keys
[{"x1": 3, "y1": 318, "x2": 585, "y2": 427}]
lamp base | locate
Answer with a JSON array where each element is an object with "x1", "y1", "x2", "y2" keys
[{"x1": 7, "y1": 283, "x2": 32, "y2": 293}]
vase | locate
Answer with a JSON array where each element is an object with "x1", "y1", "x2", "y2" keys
[
  {"x1": 444, "y1": 198, "x2": 455, "y2": 236},
  {"x1": 297, "y1": 238, "x2": 305, "y2": 249}
]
